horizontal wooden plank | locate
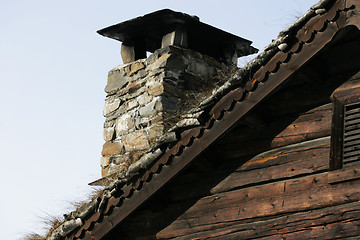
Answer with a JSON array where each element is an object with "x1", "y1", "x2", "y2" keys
[
  {"x1": 344, "y1": 145, "x2": 360, "y2": 153},
  {"x1": 344, "y1": 138, "x2": 360, "y2": 148},
  {"x1": 328, "y1": 164, "x2": 360, "y2": 184},
  {"x1": 344, "y1": 111, "x2": 360, "y2": 120},
  {"x1": 236, "y1": 136, "x2": 330, "y2": 171},
  {"x1": 218, "y1": 103, "x2": 332, "y2": 144},
  {"x1": 266, "y1": 74, "x2": 335, "y2": 117},
  {"x1": 344, "y1": 155, "x2": 360, "y2": 163},
  {"x1": 345, "y1": 117, "x2": 360, "y2": 126},
  {"x1": 344, "y1": 128, "x2": 360, "y2": 137},
  {"x1": 344, "y1": 149, "x2": 360, "y2": 158},
  {"x1": 210, "y1": 137, "x2": 330, "y2": 194},
  {"x1": 344, "y1": 123, "x2": 360, "y2": 132},
  {"x1": 256, "y1": 218, "x2": 360, "y2": 240},
  {"x1": 174, "y1": 201, "x2": 360, "y2": 240},
  {"x1": 155, "y1": 172, "x2": 360, "y2": 238},
  {"x1": 216, "y1": 104, "x2": 332, "y2": 160},
  {"x1": 345, "y1": 107, "x2": 360, "y2": 116},
  {"x1": 332, "y1": 72, "x2": 360, "y2": 94}
]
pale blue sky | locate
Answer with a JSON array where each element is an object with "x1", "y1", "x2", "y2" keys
[{"x1": 0, "y1": 0, "x2": 318, "y2": 239}]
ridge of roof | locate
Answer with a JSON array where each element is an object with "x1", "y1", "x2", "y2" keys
[{"x1": 44, "y1": 0, "x2": 359, "y2": 239}]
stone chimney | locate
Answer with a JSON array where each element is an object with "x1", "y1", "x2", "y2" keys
[{"x1": 98, "y1": 9, "x2": 257, "y2": 178}]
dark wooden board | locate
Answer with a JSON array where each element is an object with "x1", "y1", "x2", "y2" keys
[
  {"x1": 167, "y1": 137, "x2": 330, "y2": 202},
  {"x1": 216, "y1": 103, "x2": 332, "y2": 160},
  {"x1": 174, "y1": 201, "x2": 360, "y2": 240},
  {"x1": 155, "y1": 172, "x2": 360, "y2": 239}
]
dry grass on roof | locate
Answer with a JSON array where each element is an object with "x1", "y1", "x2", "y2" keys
[
  {"x1": 23, "y1": 213, "x2": 64, "y2": 240},
  {"x1": 24, "y1": 233, "x2": 46, "y2": 240},
  {"x1": 24, "y1": 187, "x2": 104, "y2": 240}
]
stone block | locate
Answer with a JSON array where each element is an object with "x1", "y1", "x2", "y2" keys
[
  {"x1": 161, "y1": 31, "x2": 175, "y2": 48},
  {"x1": 100, "y1": 156, "x2": 110, "y2": 168},
  {"x1": 103, "y1": 98, "x2": 121, "y2": 116},
  {"x1": 150, "y1": 114, "x2": 163, "y2": 124},
  {"x1": 135, "y1": 114, "x2": 162, "y2": 129},
  {"x1": 154, "y1": 97, "x2": 164, "y2": 111},
  {"x1": 106, "y1": 104, "x2": 128, "y2": 121},
  {"x1": 163, "y1": 81, "x2": 182, "y2": 98},
  {"x1": 161, "y1": 29, "x2": 188, "y2": 48},
  {"x1": 145, "y1": 53, "x2": 170, "y2": 72},
  {"x1": 103, "y1": 127, "x2": 115, "y2": 141},
  {"x1": 104, "y1": 119, "x2": 115, "y2": 128},
  {"x1": 135, "y1": 117, "x2": 150, "y2": 129},
  {"x1": 165, "y1": 54, "x2": 187, "y2": 71},
  {"x1": 105, "y1": 70, "x2": 128, "y2": 93},
  {"x1": 164, "y1": 70, "x2": 180, "y2": 80},
  {"x1": 187, "y1": 61, "x2": 215, "y2": 76},
  {"x1": 203, "y1": 55, "x2": 222, "y2": 68},
  {"x1": 223, "y1": 46, "x2": 238, "y2": 65},
  {"x1": 133, "y1": 69, "x2": 147, "y2": 80},
  {"x1": 123, "y1": 131, "x2": 150, "y2": 151},
  {"x1": 123, "y1": 64, "x2": 131, "y2": 75},
  {"x1": 139, "y1": 97, "x2": 161, "y2": 117},
  {"x1": 128, "y1": 81, "x2": 145, "y2": 95},
  {"x1": 101, "y1": 141, "x2": 124, "y2": 156},
  {"x1": 121, "y1": 44, "x2": 136, "y2": 64},
  {"x1": 111, "y1": 153, "x2": 130, "y2": 165},
  {"x1": 127, "y1": 88, "x2": 147, "y2": 103},
  {"x1": 148, "y1": 82, "x2": 165, "y2": 96},
  {"x1": 147, "y1": 68, "x2": 165, "y2": 78},
  {"x1": 147, "y1": 124, "x2": 164, "y2": 143},
  {"x1": 145, "y1": 74, "x2": 162, "y2": 87},
  {"x1": 108, "y1": 163, "x2": 127, "y2": 175},
  {"x1": 116, "y1": 112, "x2": 135, "y2": 136},
  {"x1": 160, "y1": 97, "x2": 179, "y2": 112},
  {"x1": 128, "y1": 61, "x2": 145, "y2": 76},
  {"x1": 101, "y1": 167, "x2": 109, "y2": 177},
  {"x1": 127, "y1": 98, "x2": 139, "y2": 110},
  {"x1": 137, "y1": 92, "x2": 153, "y2": 106},
  {"x1": 118, "y1": 81, "x2": 139, "y2": 96}
]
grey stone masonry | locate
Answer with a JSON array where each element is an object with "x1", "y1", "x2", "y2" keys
[{"x1": 101, "y1": 46, "x2": 237, "y2": 177}]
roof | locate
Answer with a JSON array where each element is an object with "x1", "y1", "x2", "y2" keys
[
  {"x1": 97, "y1": 9, "x2": 258, "y2": 59},
  {"x1": 46, "y1": 0, "x2": 360, "y2": 239}
]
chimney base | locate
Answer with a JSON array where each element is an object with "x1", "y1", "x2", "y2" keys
[{"x1": 101, "y1": 46, "x2": 237, "y2": 177}]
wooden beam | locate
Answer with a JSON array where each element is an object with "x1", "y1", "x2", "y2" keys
[
  {"x1": 173, "y1": 201, "x2": 360, "y2": 240},
  {"x1": 155, "y1": 171, "x2": 360, "y2": 239}
]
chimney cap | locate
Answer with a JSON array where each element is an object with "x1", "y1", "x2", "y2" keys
[{"x1": 98, "y1": 9, "x2": 258, "y2": 63}]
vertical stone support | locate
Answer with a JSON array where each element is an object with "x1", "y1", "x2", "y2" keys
[
  {"x1": 121, "y1": 40, "x2": 147, "y2": 64},
  {"x1": 223, "y1": 45, "x2": 238, "y2": 65},
  {"x1": 161, "y1": 29, "x2": 188, "y2": 49},
  {"x1": 100, "y1": 46, "x2": 236, "y2": 177},
  {"x1": 121, "y1": 44, "x2": 135, "y2": 64}
]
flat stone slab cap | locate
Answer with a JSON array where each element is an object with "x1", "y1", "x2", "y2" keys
[{"x1": 97, "y1": 9, "x2": 258, "y2": 61}]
